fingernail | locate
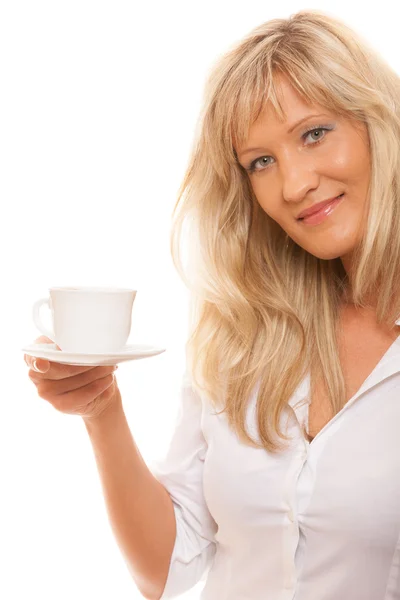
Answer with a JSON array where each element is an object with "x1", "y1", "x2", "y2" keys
[{"x1": 33, "y1": 359, "x2": 48, "y2": 373}]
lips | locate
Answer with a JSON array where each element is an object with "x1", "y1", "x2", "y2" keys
[{"x1": 297, "y1": 194, "x2": 344, "y2": 220}]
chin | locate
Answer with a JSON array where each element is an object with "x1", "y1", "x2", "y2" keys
[
  {"x1": 297, "y1": 245, "x2": 344, "y2": 261},
  {"x1": 312, "y1": 251, "x2": 344, "y2": 261}
]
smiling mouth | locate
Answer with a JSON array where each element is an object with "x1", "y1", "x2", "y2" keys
[{"x1": 297, "y1": 193, "x2": 345, "y2": 222}]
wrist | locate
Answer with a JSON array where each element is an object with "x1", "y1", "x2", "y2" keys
[{"x1": 82, "y1": 388, "x2": 124, "y2": 429}]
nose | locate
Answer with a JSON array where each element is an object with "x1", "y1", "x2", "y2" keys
[{"x1": 279, "y1": 154, "x2": 319, "y2": 204}]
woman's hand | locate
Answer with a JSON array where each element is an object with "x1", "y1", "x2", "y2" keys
[{"x1": 24, "y1": 336, "x2": 121, "y2": 420}]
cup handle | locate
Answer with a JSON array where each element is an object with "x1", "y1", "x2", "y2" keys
[{"x1": 32, "y1": 297, "x2": 56, "y2": 343}]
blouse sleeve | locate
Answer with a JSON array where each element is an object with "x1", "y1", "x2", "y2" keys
[{"x1": 148, "y1": 370, "x2": 218, "y2": 599}]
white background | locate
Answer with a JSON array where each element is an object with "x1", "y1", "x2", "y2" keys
[{"x1": 1, "y1": 1, "x2": 398, "y2": 598}]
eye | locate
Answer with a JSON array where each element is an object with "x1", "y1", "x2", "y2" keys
[{"x1": 246, "y1": 125, "x2": 334, "y2": 174}]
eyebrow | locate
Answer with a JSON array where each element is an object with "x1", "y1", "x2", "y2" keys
[{"x1": 237, "y1": 113, "x2": 330, "y2": 158}]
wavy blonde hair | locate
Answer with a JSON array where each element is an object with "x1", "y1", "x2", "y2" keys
[{"x1": 169, "y1": 9, "x2": 400, "y2": 454}]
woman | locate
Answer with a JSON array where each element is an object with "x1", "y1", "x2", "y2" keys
[{"x1": 26, "y1": 9, "x2": 400, "y2": 600}]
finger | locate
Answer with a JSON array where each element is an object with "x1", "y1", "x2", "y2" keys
[
  {"x1": 53, "y1": 374, "x2": 117, "y2": 414},
  {"x1": 24, "y1": 336, "x2": 62, "y2": 372},
  {"x1": 30, "y1": 358, "x2": 50, "y2": 373},
  {"x1": 40, "y1": 365, "x2": 116, "y2": 396},
  {"x1": 47, "y1": 373, "x2": 116, "y2": 414},
  {"x1": 24, "y1": 352, "x2": 53, "y2": 373},
  {"x1": 27, "y1": 354, "x2": 107, "y2": 380}
]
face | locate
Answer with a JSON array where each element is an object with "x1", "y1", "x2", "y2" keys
[{"x1": 235, "y1": 75, "x2": 371, "y2": 272}]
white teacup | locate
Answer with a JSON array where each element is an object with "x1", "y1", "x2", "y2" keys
[{"x1": 32, "y1": 286, "x2": 137, "y2": 354}]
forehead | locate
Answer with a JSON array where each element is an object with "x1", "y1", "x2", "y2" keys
[
  {"x1": 256, "y1": 77, "x2": 325, "y2": 126},
  {"x1": 232, "y1": 73, "x2": 329, "y2": 151}
]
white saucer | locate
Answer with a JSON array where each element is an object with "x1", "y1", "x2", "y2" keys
[{"x1": 21, "y1": 342, "x2": 166, "y2": 366}]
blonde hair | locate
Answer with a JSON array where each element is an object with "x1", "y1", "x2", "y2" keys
[{"x1": 169, "y1": 9, "x2": 400, "y2": 454}]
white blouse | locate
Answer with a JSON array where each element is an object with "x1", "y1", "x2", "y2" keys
[{"x1": 149, "y1": 334, "x2": 400, "y2": 599}]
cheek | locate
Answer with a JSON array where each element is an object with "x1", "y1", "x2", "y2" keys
[
  {"x1": 250, "y1": 180, "x2": 278, "y2": 218},
  {"x1": 251, "y1": 185, "x2": 287, "y2": 228},
  {"x1": 256, "y1": 196, "x2": 283, "y2": 224},
  {"x1": 328, "y1": 132, "x2": 371, "y2": 183}
]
